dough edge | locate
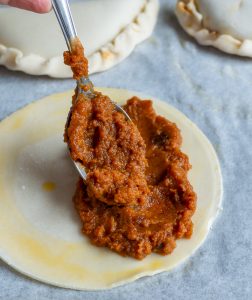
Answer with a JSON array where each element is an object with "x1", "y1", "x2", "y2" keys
[
  {"x1": 0, "y1": 0, "x2": 159, "y2": 78},
  {"x1": 176, "y1": 0, "x2": 252, "y2": 57}
]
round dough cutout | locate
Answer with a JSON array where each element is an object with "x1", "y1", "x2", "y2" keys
[{"x1": 0, "y1": 88, "x2": 223, "y2": 290}]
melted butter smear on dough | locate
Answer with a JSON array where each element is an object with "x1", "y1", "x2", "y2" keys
[
  {"x1": 42, "y1": 181, "x2": 56, "y2": 192},
  {"x1": 0, "y1": 89, "x2": 222, "y2": 290},
  {"x1": 0, "y1": 192, "x2": 89, "y2": 284},
  {"x1": 14, "y1": 235, "x2": 88, "y2": 281},
  {"x1": 105, "y1": 261, "x2": 164, "y2": 284},
  {"x1": 11, "y1": 115, "x2": 24, "y2": 130}
]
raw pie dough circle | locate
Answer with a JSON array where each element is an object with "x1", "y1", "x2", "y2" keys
[
  {"x1": 0, "y1": 0, "x2": 158, "y2": 77},
  {"x1": 176, "y1": 0, "x2": 252, "y2": 57},
  {"x1": 0, "y1": 88, "x2": 223, "y2": 290}
]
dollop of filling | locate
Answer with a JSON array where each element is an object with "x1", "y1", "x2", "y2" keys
[{"x1": 66, "y1": 95, "x2": 196, "y2": 259}]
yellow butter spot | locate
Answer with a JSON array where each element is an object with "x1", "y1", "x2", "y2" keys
[
  {"x1": 105, "y1": 259, "x2": 164, "y2": 284},
  {"x1": 11, "y1": 116, "x2": 24, "y2": 130},
  {"x1": 42, "y1": 181, "x2": 56, "y2": 192},
  {"x1": 150, "y1": 260, "x2": 163, "y2": 269},
  {"x1": 101, "y1": 51, "x2": 113, "y2": 60},
  {"x1": 105, "y1": 266, "x2": 143, "y2": 283}
]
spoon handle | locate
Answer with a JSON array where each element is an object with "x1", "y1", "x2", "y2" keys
[{"x1": 52, "y1": 0, "x2": 77, "y2": 51}]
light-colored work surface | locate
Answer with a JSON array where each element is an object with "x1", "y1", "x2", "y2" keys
[{"x1": 0, "y1": 0, "x2": 251, "y2": 299}]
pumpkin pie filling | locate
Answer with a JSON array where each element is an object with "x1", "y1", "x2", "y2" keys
[{"x1": 64, "y1": 39, "x2": 197, "y2": 259}]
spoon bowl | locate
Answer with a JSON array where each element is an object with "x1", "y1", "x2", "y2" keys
[{"x1": 52, "y1": 0, "x2": 131, "y2": 180}]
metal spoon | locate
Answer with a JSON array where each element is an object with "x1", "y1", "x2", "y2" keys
[{"x1": 52, "y1": 0, "x2": 131, "y2": 180}]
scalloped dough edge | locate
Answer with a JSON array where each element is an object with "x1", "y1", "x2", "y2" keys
[
  {"x1": 0, "y1": 0, "x2": 159, "y2": 78},
  {"x1": 175, "y1": 0, "x2": 252, "y2": 57}
]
